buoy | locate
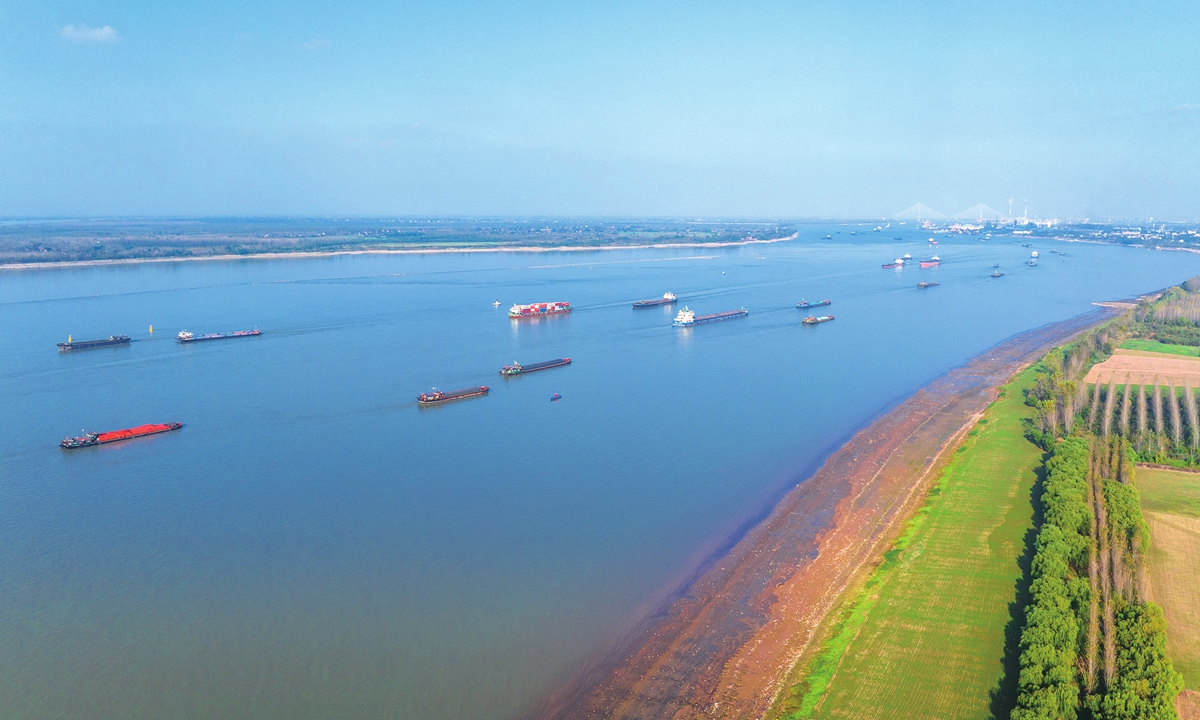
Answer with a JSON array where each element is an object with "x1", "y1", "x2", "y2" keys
[
  {"x1": 68, "y1": 334, "x2": 72, "y2": 343},
  {"x1": 149, "y1": 325, "x2": 153, "y2": 334}
]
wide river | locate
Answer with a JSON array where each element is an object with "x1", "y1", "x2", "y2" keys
[{"x1": 2, "y1": 228, "x2": 1196, "y2": 719}]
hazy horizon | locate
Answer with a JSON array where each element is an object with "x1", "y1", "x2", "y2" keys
[{"x1": 4, "y1": 1, "x2": 1198, "y2": 219}]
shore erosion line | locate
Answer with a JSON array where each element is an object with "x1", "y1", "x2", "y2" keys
[
  {"x1": 537, "y1": 306, "x2": 1119, "y2": 720},
  {"x1": 0, "y1": 233, "x2": 801, "y2": 271}
]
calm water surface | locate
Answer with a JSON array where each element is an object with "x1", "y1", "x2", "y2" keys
[{"x1": 2, "y1": 229, "x2": 1196, "y2": 719}]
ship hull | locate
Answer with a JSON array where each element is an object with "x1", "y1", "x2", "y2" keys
[
  {"x1": 57, "y1": 335, "x2": 130, "y2": 351},
  {"x1": 919, "y1": 261, "x2": 940, "y2": 267},
  {"x1": 418, "y1": 386, "x2": 490, "y2": 405},
  {"x1": 500, "y1": 358, "x2": 572, "y2": 376},
  {"x1": 796, "y1": 301, "x2": 831, "y2": 309},
  {"x1": 674, "y1": 309, "x2": 749, "y2": 327},
  {"x1": 632, "y1": 298, "x2": 677, "y2": 308},
  {"x1": 60, "y1": 422, "x2": 182, "y2": 449},
  {"x1": 178, "y1": 330, "x2": 261, "y2": 343}
]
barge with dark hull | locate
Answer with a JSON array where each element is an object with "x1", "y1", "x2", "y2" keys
[
  {"x1": 672, "y1": 307, "x2": 748, "y2": 328},
  {"x1": 60, "y1": 422, "x2": 182, "y2": 449},
  {"x1": 500, "y1": 358, "x2": 572, "y2": 376},
  {"x1": 418, "y1": 386, "x2": 489, "y2": 405},
  {"x1": 57, "y1": 335, "x2": 130, "y2": 351},
  {"x1": 177, "y1": 329, "x2": 261, "y2": 343},
  {"x1": 633, "y1": 292, "x2": 677, "y2": 308}
]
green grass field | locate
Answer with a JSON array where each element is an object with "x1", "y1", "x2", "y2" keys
[
  {"x1": 1139, "y1": 467, "x2": 1200, "y2": 690},
  {"x1": 773, "y1": 366, "x2": 1045, "y2": 720},
  {"x1": 1120, "y1": 339, "x2": 1200, "y2": 357}
]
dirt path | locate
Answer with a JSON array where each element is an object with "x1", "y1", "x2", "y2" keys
[{"x1": 539, "y1": 309, "x2": 1115, "y2": 720}]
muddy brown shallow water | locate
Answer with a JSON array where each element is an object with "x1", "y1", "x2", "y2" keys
[{"x1": 541, "y1": 308, "x2": 1117, "y2": 720}]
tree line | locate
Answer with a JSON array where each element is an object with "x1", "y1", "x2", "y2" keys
[{"x1": 1010, "y1": 436, "x2": 1183, "y2": 720}]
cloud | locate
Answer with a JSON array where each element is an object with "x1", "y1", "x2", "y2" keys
[
  {"x1": 303, "y1": 39, "x2": 330, "y2": 51},
  {"x1": 60, "y1": 24, "x2": 120, "y2": 43}
]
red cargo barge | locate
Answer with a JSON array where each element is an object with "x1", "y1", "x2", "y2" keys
[{"x1": 60, "y1": 422, "x2": 183, "y2": 449}]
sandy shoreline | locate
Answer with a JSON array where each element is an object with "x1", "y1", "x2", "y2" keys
[
  {"x1": 0, "y1": 233, "x2": 800, "y2": 271},
  {"x1": 538, "y1": 307, "x2": 1117, "y2": 720}
]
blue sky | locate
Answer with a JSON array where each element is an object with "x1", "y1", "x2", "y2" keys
[{"x1": 2, "y1": 1, "x2": 1198, "y2": 219}]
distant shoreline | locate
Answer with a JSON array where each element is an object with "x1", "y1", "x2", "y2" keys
[{"x1": 0, "y1": 232, "x2": 800, "y2": 271}]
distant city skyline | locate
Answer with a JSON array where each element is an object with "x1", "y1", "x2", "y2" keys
[{"x1": 2, "y1": 1, "x2": 1198, "y2": 219}]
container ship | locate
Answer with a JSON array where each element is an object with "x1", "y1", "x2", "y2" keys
[
  {"x1": 632, "y1": 292, "x2": 677, "y2": 308},
  {"x1": 802, "y1": 315, "x2": 835, "y2": 325},
  {"x1": 177, "y1": 329, "x2": 261, "y2": 343},
  {"x1": 500, "y1": 358, "x2": 571, "y2": 376},
  {"x1": 60, "y1": 422, "x2": 182, "y2": 449},
  {"x1": 797, "y1": 299, "x2": 831, "y2": 309},
  {"x1": 418, "y1": 386, "x2": 489, "y2": 405},
  {"x1": 57, "y1": 335, "x2": 130, "y2": 351},
  {"x1": 509, "y1": 302, "x2": 570, "y2": 318},
  {"x1": 919, "y1": 255, "x2": 941, "y2": 267},
  {"x1": 673, "y1": 307, "x2": 748, "y2": 327},
  {"x1": 882, "y1": 258, "x2": 904, "y2": 269}
]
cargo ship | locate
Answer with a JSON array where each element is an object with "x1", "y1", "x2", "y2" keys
[
  {"x1": 673, "y1": 307, "x2": 748, "y2": 327},
  {"x1": 797, "y1": 299, "x2": 831, "y2": 309},
  {"x1": 919, "y1": 255, "x2": 941, "y2": 267},
  {"x1": 500, "y1": 358, "x2": 572, "y2": 376},
  {"x1": 632, "y1": 292, "x2": 677, "y2": 308},
  {"x1": 60, "y1": 422, "x2": 182, "y2": 449},
  {"x1": 418, "y1": 386, "x2": 489, "y2": 405},
  {"x1": 509, "y1": 302, "x2": 570, "y2": 318},
  {"x1": 57, "y1": 335, "x2": 130, "y2": 351},
  {"x1": 802, "y1": 315, "x2": 835, "y2": 325},
  {"x1": 917, "y1": 281, "x2": 939, "y2": 289},
  {"x1": 882, "y1": 258, "x2": 904, "y2": 269},
  {"x1": 177, "y1": 329, "x2": 261, "y2": 343}
]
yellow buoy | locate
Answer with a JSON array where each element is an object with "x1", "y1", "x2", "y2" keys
[
  {"x1": 68, "y1": 334, "x2": 72, "y2": 343},
  {"x1": 149, "y1": 325, "x2": 154, "y2": 334}
]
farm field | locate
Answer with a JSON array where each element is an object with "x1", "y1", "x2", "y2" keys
[
  {"x1": 1121, "y1": 338, "x2": 1200, "y2": 357},
  {"x1": 1139, "y1": 466, "x2": 1200, "y2": 692},
  {"x1": 775, "y1": 365, "x2": 1043, "y2": 720},
  {"x1": 1083, "y1": 348, "x2": 1200, "y2": 385}
]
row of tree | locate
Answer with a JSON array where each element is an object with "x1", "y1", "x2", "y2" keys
[{"x1": 1010, "y1": 437, "x2": 1183, "y2": 720}]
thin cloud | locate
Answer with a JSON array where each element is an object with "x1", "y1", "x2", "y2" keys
[
  {"x1": 61, "y1": 24, "x2": 121, "y2": 43},
  {"x1": 303, "y1": 39, "x2": 330, "y2": 51}
]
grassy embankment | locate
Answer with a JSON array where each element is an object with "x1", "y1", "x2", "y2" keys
[
  {"x1": 1139, "y1": 466, "x2": 1200, "y2": 690},
  {"x1": 770, "y1": 364, "x2": 1045, "y2": 720},
  {"x1": 1119, "y1": 339, "x2": 1200, "y2": 357}
]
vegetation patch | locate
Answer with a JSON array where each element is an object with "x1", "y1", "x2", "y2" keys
[
  {"x1": 772, "y1": 364, "x2": 1046, "y2": 720},
  {"x1": 1121, "y1": 339, "x2": 1200, "y2": 357},
  {"x1": 1140, "y1": 467, "x2": 1200, "y2": 691}
]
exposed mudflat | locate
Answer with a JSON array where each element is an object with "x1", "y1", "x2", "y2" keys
[{"x1": 541, "y1": 308, "x2": 1116, "y2": 720}]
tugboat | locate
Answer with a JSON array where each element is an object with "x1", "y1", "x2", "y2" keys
[
  {"x1": 796, "y1": 299, "x2": 832, "y2": 309},
  {"x1": 418, "y1": 386, "x2": 490, "y2": 405},
  {"x1": 991, "y1": 270, "x2": 1004, "y2": 278},
  {"x1": 492, "y1": 300, "x2": 502, "y2": 307},
  {"x1": 1026, "y1": 259, "x2": 1038, "y2": 266},
  {"x1": 802, "y1": 315, "x2": 835, "y2": 325},
  {"x1": 902, "y1": 252, "x2": 912, "y2": 260},
  {"x1": 882, "y1": 258, "x2": 905, "y2": 269},
  {"x1": 917, "y1": 281, "x2": 939, "y2": 289},
  {"x1": 1031, "y1": 250, "x2": 1039, "y2": 258}
]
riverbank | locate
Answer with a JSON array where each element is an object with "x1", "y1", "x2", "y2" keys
[
  {"x1": 0, "y1": 232, "x2": 800, "y2": 271},
  {"x1": 540, "y1": 307, "x2": 1118, "y2": 720}
]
